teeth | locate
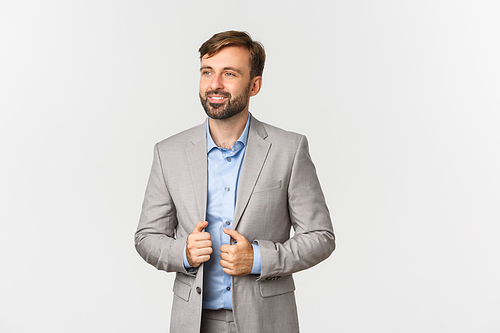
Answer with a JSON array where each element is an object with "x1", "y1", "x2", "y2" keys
[{"x1": 212, "y1": 96, "x2": 224, "y2": 100}]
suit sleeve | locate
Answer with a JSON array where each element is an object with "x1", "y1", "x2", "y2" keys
[
  {"x1": 134, "y1": 143, "x2": 193, "y2": 275},
  {"x1": 255, "y1": 135, "x2": 335, "y2": 281}
]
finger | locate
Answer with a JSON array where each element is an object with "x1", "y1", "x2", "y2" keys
[
  {"x1": 188, "y1": 250, "x2": 211, "y2": 267},
  {"x1": 219, "y1": 252, "x2": 230, "y2": 261},
  {"x1": 192, "y1": 246, "x2": 213, "y2": 256},
  {"x1": 220, "y1": 244, "x2": 230, "y2": 253},
  {"x1": 193, "y1": 255, "x2": 211, "y2": 266},
  {"x1": 222, "y1": 267, "x2": 235, "y2": 276},
  {"x1": 193, "y1": 221, "x2": 208, "y2": 233},
  {"x1": 190, "y1": 232, "x2": 211, "y2": 242},
  {"x1": 188, "y1": 246, "x2": 212, "y2": 266},
  {"x1": 219, "y1": 259, "x2": 231, "y2": 270},
  {"x1": 189, "y1": 239, "x2": 212, "y2": 250},
  {"x1": 223, "y1": 228, "x2": 246, "y2": 243},
  {"x1": 199, "y1": 255, "x2": 211, "y2": 262}
]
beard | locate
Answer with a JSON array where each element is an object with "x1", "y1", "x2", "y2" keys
[{"x1": 199, "y1": 84, "x2": 251, "y2": 120}]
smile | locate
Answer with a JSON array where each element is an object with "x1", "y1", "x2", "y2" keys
[{"x1": 208, "y1": 95, "x2": 228, "y2": 103}]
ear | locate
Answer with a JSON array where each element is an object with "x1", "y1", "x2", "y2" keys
[{"x1": 249, "y1": 76, "x2": 262, "y2": 97}]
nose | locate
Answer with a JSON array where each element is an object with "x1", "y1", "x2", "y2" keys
[{"x1": 209, "y1": 74, "x2": 224, "y2": 91}]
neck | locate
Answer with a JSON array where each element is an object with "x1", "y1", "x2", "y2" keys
[{"x1": 208, "y1": 110, "x2": 249, "y2": 150}]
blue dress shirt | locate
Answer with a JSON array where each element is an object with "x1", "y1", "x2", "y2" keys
[{"x1": 183, "y1": 114, "x2": 261, "y2": 310}]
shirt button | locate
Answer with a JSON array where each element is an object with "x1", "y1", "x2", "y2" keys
[
  {"x1": 225, "y1": 187, "x2": 230, "y2": 191},
  {"x1": 226, "y1": 286, "x2": 231, "y2": 291},
  {"x1": 196, "y1": 286, "x2": 202, "y2": 294},
  {"x1": 225, "y1": 221, "x2": 231, "y2": 226},
  {"x1": 227, "y1": 157, "x2": 231, "y2": 162}
]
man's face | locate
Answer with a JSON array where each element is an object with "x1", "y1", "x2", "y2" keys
[{"x1": 199, "y1": 45, "x2": 254, "y2": 120}]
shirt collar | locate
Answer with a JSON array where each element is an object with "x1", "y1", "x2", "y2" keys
[{"x1": 206, "y1": 113, "x2": 251, "y2": 153}]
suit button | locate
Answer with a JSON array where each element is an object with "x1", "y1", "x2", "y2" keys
[{"x1": 196, "y1": 287, "x2": 201, "y2": 294}]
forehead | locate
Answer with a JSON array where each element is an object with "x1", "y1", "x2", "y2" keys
[{"x1": 201, "y1": 45, "x2": 251, "y2": 73}]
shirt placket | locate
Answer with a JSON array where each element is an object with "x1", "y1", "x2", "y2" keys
[{"x1": 220, "y1": 148, "x2": 237, "y2": 308}]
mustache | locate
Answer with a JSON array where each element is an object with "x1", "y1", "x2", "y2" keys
[{"x1": 206, "y1": 90, "x2": 231, "y2": 98}]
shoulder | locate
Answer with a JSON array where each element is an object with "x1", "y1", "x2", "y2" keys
[
  {"x1": 155, "y1": 121, "x2": 206, "y2": 151},
  {"x1": 252, "y1": 116, "x2": 306, "y2": 147}
]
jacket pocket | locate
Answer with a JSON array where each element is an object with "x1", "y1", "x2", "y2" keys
[
  {"x1": 173, "y1": 274, "x2": 193, "y2": 302},
  {"x1": 259, "y1": 275, "x2": 295, "y2": 297},
  {"x1": 253, "y1": 180, "x2": 282, "y2": 194}
]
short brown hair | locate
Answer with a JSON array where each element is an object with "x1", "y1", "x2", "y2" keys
[{"x1": 199, "y1": 30, "x2": 266, "y2": 79}]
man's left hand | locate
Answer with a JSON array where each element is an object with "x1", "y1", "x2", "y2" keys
[{"x1": 220, "y1": 228, "x2": 254, "y2": 276}]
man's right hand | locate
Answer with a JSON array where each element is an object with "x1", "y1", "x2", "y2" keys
[{"x1": 186, "y1": 221, "x2": 212, "y2": 267}]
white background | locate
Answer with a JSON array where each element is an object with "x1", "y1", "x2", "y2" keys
[{"x1": 1, "y1": 1, "x2": 499, "y2": 332}]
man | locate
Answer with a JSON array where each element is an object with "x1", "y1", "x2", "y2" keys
[{"x1": 135, "y1": 30, "x2": 335, "y2": 333}]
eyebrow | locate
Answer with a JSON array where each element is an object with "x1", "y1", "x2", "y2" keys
[{"x1": 200, "y1": 66, "x2": 244, "y2": 75}]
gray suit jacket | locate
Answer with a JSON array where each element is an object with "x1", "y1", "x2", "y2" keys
[{"x1": 135, "y1": 115, "x2": 335, "y2": 333}]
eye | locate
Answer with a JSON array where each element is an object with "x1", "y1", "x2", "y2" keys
[
  {"x1": 225, "y1": 72, "x2": 235, "y2": 77},
  {"x1": 202, "y1": 71, "x2": 212, "y2": 76}
]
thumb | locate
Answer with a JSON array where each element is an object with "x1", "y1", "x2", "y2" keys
[
  {"x1": 223, "y1": 228, "x2": 246, "y2": 242},
  {"x1": 193, "y1": 220, "x2": 208, "y2": 233}
]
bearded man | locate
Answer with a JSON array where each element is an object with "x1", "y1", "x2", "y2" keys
[{"x1": 135, "y1": 30, "x2": 335, "y2": 333}]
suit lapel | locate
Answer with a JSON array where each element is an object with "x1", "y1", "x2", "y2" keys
[
  {"x1": 186, "y1": 120, "x2": 208, "y2": 227},
  {"x1": 233, "y1": 116, "x2": 271, "y2": 230}
]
